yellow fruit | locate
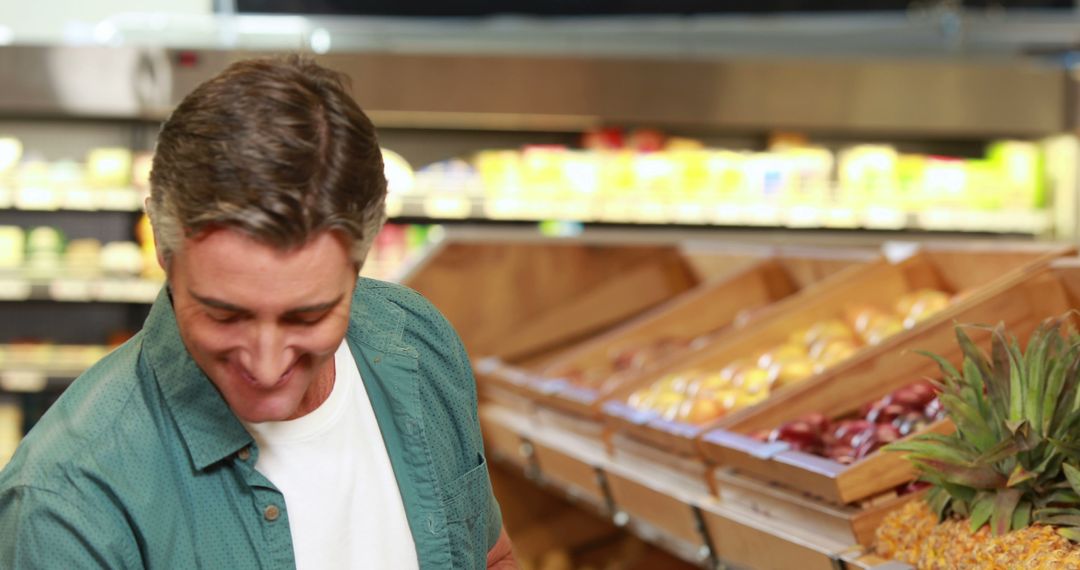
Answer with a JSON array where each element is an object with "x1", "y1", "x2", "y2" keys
[
  {"x1": 900, "y1": 289, "x2": 951, "y2": 328},
  {"x1": 714, "y1": 389, "x2": 740, "y2": 412},
  {"x1": 718, "y1": 359, "x2": 752, "y2": 383},
  {"x1": 733, "y1": 366, "x2": 771, "y2": 390},
  {"x1": 772, "y1": 357, "x2": 815, "y2": 388},
  {"x1": 734, "y1": 389, "x2": 769, "y2": 410},
  {"x1": 802, "y1": 319, "x2": 854, "y2": 347},
  {"x1": 679, "y1": 397, "x2": 725, "y2": 424},
  {"x1": 811, "y1": 339, "x2": 859, "y2": 371},
  {"x1": 850, "y1": 305, "x2": 889, "y2": 336},
  {"x1": 741, "y1": 370, "x2": 771, "y2": 395},
  {"x1": 862, "y1": 314, "x2": 905, "y2": 345},
  {"x1": 756, "y1": 343, "x2": 806, "y2": 369},
  {"x1": 697, "y1": 371, "x2": 731, "y2": 394}
]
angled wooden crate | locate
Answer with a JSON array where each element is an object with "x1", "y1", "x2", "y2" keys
[
  {"x1": 404, "y1": 239, "x2": 706, "y2": 414},
  {"x1": 600, "y1": 242, "x2": 1074, "y2": 473},
  {"x1": 532, "y1": 246, "x2": 879, "y2": 419},
  {"x1": 468, "y1": 240, "x2": 864, "y2": 418},
  {"x1": 693, "y1": 257, "x2": 1080, "y2": 548}
]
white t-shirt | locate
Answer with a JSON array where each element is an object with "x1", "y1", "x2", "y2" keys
[{"x1": 242, "y1": 341, "x2": 419, "y2": 570}]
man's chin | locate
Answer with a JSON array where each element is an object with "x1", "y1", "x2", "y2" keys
[{"x1": 229, "y1": 397, "x2": 299, "y2": 424}]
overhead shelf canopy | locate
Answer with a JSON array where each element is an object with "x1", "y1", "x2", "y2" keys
[{"x1": 0, "y1": 43, "x2": 1071, "y2": 137}]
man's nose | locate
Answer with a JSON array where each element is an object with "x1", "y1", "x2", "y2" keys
[{"x1": 239, "y1": 324, "x2": 293, "y2": 386}]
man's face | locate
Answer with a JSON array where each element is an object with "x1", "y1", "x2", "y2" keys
[{"x1": 167, "y1": 228, "x2": 357, "y2": 423}]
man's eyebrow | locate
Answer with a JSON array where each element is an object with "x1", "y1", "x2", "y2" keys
[
  {"x1": 188, "y1": 290, "x2": 343, "y2": 315},
  {"x1": 190, "y1": 291, "x2": 250, "y2": 313},
  {"x1": 284, "y1": 295, "x2": 344, "y2": 315}
]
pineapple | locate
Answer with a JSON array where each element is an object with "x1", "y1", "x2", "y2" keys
[{"x1": 877, "y1": 316, "x2": 1080, "y2": 567}]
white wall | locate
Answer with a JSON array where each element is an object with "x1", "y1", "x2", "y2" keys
[{"x1": 0, "y1": 0, "x2": 212, "y2": 44}]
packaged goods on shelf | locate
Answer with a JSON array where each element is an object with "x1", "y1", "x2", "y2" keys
[
  {"x1": 464, "y1": 135, "x2": 1050, "y2": 231},
  {"x1": 0, "y1": 396, "x2": 22, "y2": 469},
  {"x1": 0, "y1": 138, "x2": 143, "y2": 212},
  {"x1": 0, "y1": 226, "x2": 24, "y2": 269}
]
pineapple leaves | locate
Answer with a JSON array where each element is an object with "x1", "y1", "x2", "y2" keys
[
  {"x1": 885, "y1": 436, "x2": 978, "y2": 465},
  {"x1": 1007, "y1": 464, "x2": 1037, "y2": 488},
  {"x1": 1063, "y1": 464, "x2": 1080, "y2": 498},
  {"x1": 908, "y1": 316, "x2": 1080, "y2": 540},
  {"x1": 1059, "y1": 527, "x2": 1080, "y2": 543},
  {"x1": 1012, "y1": 500, "x2": 1033, "y2": 530},
  {"x1": 991, "y1": 488, "x2": 1022, "y2": 536},
  {"x1": 910, "y1": 459, "x2": 1006, "y2": 490},
  {"x1": 927, "y1": 487, "x2": 951, "y2": 521},
  {"x1": 969, "y1": 494, "x2": 994, "y2": 533}
]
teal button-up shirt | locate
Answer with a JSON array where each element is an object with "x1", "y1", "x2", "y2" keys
[{"x1": 0, "y1": 278, "x2": 502, "y2": 569}]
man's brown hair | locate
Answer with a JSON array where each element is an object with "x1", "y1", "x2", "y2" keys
[{"x1": 147, "y1": 55, "x2": 386, "y2": 266}]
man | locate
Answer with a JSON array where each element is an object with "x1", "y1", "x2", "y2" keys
[{"x1": 0, "y1": 56, "x2": 515, "y2": 569}]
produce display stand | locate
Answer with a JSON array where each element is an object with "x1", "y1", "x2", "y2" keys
[
  {"x1": 404, "y1": 238, "x2": 702, "y2": 414},
  {"x1": 529, "y1": 246, "x2": 878, "y2": 431},
  {"x1": 415, "y1": 237, "x2": 1078, "y2": 570},
  {"x1": 599, "y1": 242, "x2": 1072, "y2": 467},
  {"x1": 700, "y1": 262, "x2": 1073, "y2": 516},
  {"x1": 480, "y1": 400, "x2": 902, "y2": 569}
]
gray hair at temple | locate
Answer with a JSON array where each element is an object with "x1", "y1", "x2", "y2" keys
[{"x1": 146, "y1": 55, "x2": 387, "y2": 268}]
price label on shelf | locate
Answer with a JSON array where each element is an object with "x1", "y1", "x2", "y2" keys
[
  {"x1": 49, "y1": 279, "x2": 92, "y2": 302},
  {"x1": 0, "y1": 279, "x2": 30, "y2": 301},
  {"x1": 783, "y1": 205, "x2": 824, "y2": 228},
  {"x1": 598, "y1": 202, "x2": 634, "y2": 223},
  {"x1": 670, "y1": 203, "x2": 706, "y2": 225},
  {"x1": 742, "y1": 204, "x2": 781, "y2": 226},
  {"x1": 863, "y1": 207, "x2": 907, "y2": 230},
  {"x1": 422, "y1": 195, "x2": 471, "y2": 219},
  {"x1": 61, "y1": 187, "x2": 97, "y2": 211},
  {"x1": 823, "y1": 207, "x2": 859, "y2": 229},
  {"x1": 0, "y1": 370, "x2": 48, "y2": 393},
  {"x1": 713, "y1": 203, "x2": 745, "y2": 225},
  {"x1": 97, "y1": 187, "x2": 140, "y2": 211},
  {"x1": 630, "y1": 202, "x2": 669, "y2": 224},
  {"x1": 95, "y1": 279, "x2": 161, "y2": 303},
  {"x1": 14, "y1": 186, "x2": 60, "y2": 211},
  {"x1": 484, "y1": 197, "x2": 529, "y2": 220}
]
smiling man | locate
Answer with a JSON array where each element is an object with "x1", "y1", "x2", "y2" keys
[{"x1": 0, "y1": 56, "x2": 515, "y2": 569}]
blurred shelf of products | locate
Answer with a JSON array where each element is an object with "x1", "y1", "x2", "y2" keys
[{"x1": 387, "y1": 128, "x2": 1055, "y2": 235}]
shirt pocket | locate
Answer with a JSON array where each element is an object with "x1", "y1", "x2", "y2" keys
[{"x1": 441, "y1": 454, "x2": 494, "y2": 570}]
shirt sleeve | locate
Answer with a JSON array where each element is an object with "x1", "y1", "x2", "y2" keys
[
  {"x1": 0, "y1": 485, "x2": 142, "y2": 569},
  {"x1": 441, "y1": 300, "x2": 505, "y2": 552}
]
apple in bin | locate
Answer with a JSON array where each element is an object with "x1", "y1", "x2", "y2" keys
[
  {"x1": 761, "y1": 378, "x2": 947, "y2": 465},
  {"x1": 768, "y1": 420, "x2": 823, "y2": 454}
]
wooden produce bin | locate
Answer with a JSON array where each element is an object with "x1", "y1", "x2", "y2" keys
[
  {"x1": 696, "y1": 257, "x2": 1078, "y2": 548},
  {"x1": 600, "y1": 242, "x2": 1073, "y2": 493},
  {"x1": 404, "y1": 239, "x2": 703, "y2": 414},
  {"x1": 530, "y1": 246, "x2": 879, "y2": 431}
]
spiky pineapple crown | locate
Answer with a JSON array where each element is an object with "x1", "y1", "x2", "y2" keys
[{"x1": 886, "y1": 316, "x2": 1080, "y2": 541}]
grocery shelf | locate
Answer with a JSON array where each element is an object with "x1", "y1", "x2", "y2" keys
[
  {"x1": 479, "y1": 403, "x2": 895, "y2": 570},
  {"x1": 0, "y1": 344, "x2": 109, "y2": 392},
  {"x1": 385, "y1": 192, "x2": 1052, "y2": 235},
  {"x1": 0, "y1": 274, "x2": 161, "y2": 303},
  {"x1": 0, "y1": 187, "x2": 143, "y2": 213}
]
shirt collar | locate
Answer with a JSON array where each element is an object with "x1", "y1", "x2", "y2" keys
[{"x1": 143, "y1": 287, "x2": 252, "y2": 471}]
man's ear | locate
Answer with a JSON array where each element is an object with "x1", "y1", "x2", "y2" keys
[{"x1": 144, "y1": 198, "x2": 168, "y2": 273}]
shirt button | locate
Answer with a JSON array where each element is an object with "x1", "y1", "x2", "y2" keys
[
  {"x1": 264, "y1": 505, "x2": 280, "y2": 522},
  {"x1": 237, "y1": 447, "x2": 251, "y2": 461}
]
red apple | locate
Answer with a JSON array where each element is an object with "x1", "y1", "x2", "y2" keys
[
  {"x1": 924, "y1": 397, "x2": 945, "y2": 421},
  {"x1": 832, "y1": 419, "x2": 873, "y2": 447},
  {"x1": 867, "y1": 402, "x2": 907, "y2": 424}
]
